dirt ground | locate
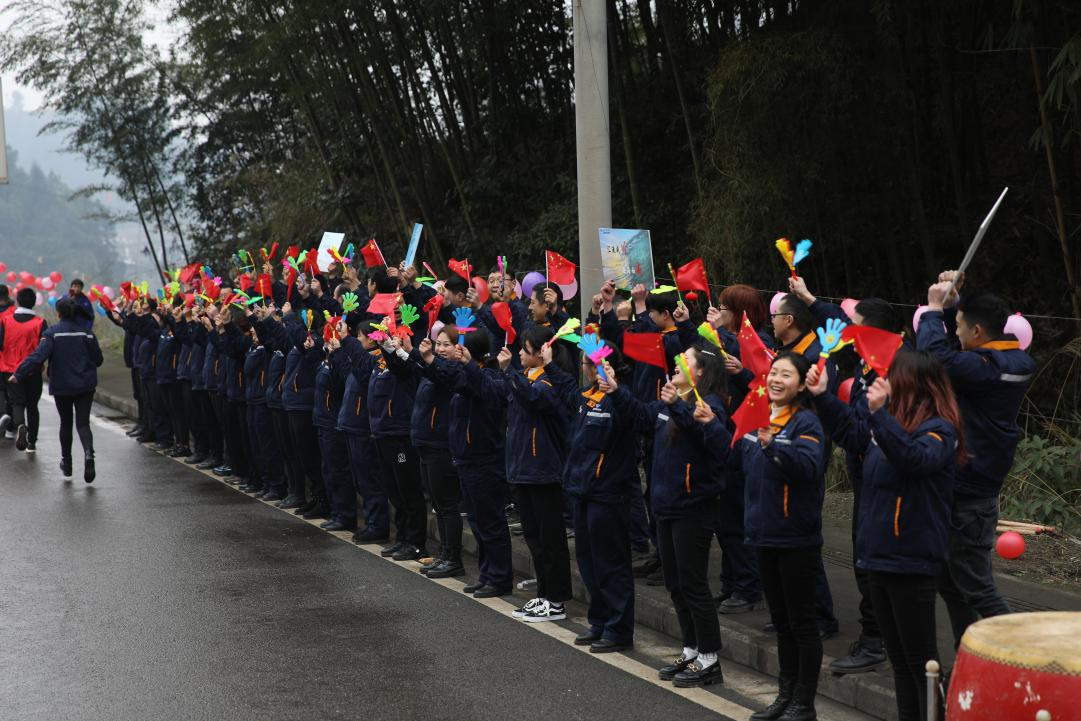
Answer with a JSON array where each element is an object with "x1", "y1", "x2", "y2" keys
[{"x1": 823, "y1": 490, "x2": 1081, "y2": 593}]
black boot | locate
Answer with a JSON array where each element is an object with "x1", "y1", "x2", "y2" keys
[
  {"x1": 777, "y1": 683, "x2": 817, "y2": 721},
  {"x1": 84, "y1": 455, "x2": 96, "y2": 484},
  {"x1": 427, "y1": 553, "x2": 465, "y2": 579},
  {"x1": 750, "y1": 677, "x2": 796, "y2": 720}
]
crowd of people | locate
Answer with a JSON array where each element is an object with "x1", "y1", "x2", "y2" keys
[{"x1": 0, "y1": 249, "x2": 1035, "y2": 721}]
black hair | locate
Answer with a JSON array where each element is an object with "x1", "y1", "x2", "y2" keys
[
  {"x1": 345, "y1": 312, "x2": 371, "y2": 336},
  {"x1": 444, "y1": 274, "x2": 469, "y2": 296},
  {"x1": 957, "y1": 293, "x2": 1009, "y2": 339},
  {"x1": 70, "y1": 278, "x2": 84, "y2": 289},
  {"x1": 56, "y1": 297, "x2": 75, "y2": 319},
  {"x1": 462, "y1": 327, "x2": 491, "y2": 364},
  {"x1": 145, "y1": 298, "x2": 158, "y2": 312},
  {"x1": 521, "y1": 325, "x2": 576, "y2": 376},
  {"x1": 369, "y1": 269, "x2": 398, "y2": 294},
  {"x1": 854, "y1": 297, "x2": 902, "y2": 333},
  {"x1": 597, "y1": 341, "x2": 631, "y2": 383},
  {"x1": 0, "y1": 285, "x2": 9, "y2": 300},
  {"x1": 16, "y1": 288, "x2": 36, "y2": 309},
  {"x1": 687, "y1": 341, "x2": 728, "y2": 399},
  {"x1": 645, "y1": 289, "x2": 677, "y2": 318},
  {"x1": 770, "y1": 351, "x2": 815, "y2": 411},
  {"x1": 778, "y1": 293, "x2": 815, "y2": 333},
  {"x1": 533, "y1": 282, "x2": 563, "y2": 309}
]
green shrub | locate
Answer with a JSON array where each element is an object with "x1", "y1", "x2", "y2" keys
[{"x1": 1001, "y1": 434, "x2": 1081, "y2": 534}]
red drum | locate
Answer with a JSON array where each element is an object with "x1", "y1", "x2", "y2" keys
[{"x1": 947, "y1": 612, "x2": 1081, "y2": 721}]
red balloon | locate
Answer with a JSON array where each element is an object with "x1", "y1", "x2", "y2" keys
[
  {"x1": 5, "y1": 271, "x2": 15, "y2": 282},
  {"x1": 49, "y1": 271, "x2": 62, "y2": 283},
  {"x1": 19, "y1": 271, "x2": 35, "y2": 285},
  {"x1": 34, "y1": 278, "x2": 45, "y2": 290},
  {"x1": 685, "y1": 291, "x2": 699, "y2": 302},
  {"x1": 996, "y1": 531, "x2": 1025, "y2": 560},
  {"x1": 0, "y1": 262, "x2": 6, "y2": 273},
  {"x1": 838, "y1": 377, "x2": 855, "y2": 405},
  {"x1": 471, "y1": 276, "x2": 490, "y2": 305}
]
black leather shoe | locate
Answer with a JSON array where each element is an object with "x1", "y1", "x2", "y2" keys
[
  {"x1": 84, "y1": 457, "x2": 96, "y2": 484},
  {"x1": 673, "y1": 659, "x2": 724, "y2": 688},
  {"x1": 380, "y1": 542, "x2": 405, "y2": 557},
  {"x1": 353, "y1": 529, "x2": 389, "y2": 544},
  {"x1": 155, "y1": 441, "x2": 172, "y2": 450},
  {"x1": 126, "y1": 426, "x2": 144, "y2": 437},
  {"x1": 261, "y1": 491, "x2": 283, "y2": 502},
  {"x1": 302, "y1": 504, "x2": 330, "y2": 520},
  {"x1": 323, "y1": 520, "x2": 350, "y2": 532},
  {"x1": 60, "y1": 457, "x2": 73, "y2": 478},
  {"x1": 472, "y1": 584, "x2": 511, "y2": 598},
  {"x1": 426, "y1": 559, "x2": 465, "y2": 579},
  {"x1": 184, "y1": 453, "x2": 208, "y2": 465},
  {"x1": 719, "y1": 596, "x2": 758, "y2": 614},
  {"x1": 590, "y1": 638, "x2": 632, "y2": 654},
  {"x1": 135, "y1": 434, "x2": 154, "y2": 443},
  {"x1": 659, "y1": 654, "x2": 695, "y2": 681},
  {"x1": 196, "y1": 458, "x2": 221, "y2": 470},
  {"x1": 392, "y1": 545, "x2": 423, "y2": 561},
  {"x1": 295, "y1": 498, "x2": 317, "y2": 515},
  {"x1": 277, "y1": 496, "x2": 305, "y2": 509},
  {"x1": 574, "y1": 631, "x2": 601, "y2": 646},
  {"x1": 419, "y1": 556, "x2": 446, "y2": 575},
  {"x1": 167, "y1": 446, "x2": 191, "y2": 458},
  {"x1": 462, "y1": 580, "x2": 485, "y2": 594}
]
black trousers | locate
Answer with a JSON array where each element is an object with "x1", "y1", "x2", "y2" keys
[
  {"x1": 161, "y1": 382, "x2": 189, "y2": 449},
  {"x1": 851, "y1": 473, "x2": 880, "y2": 640},
  {"x1": 516, "y1": 482, "x2": 573, "y2": 603},
  {"x1": 270, "y1": 407, "x2": 294, "y2": 493},
  {"x1": 224, "y1": 399, "x2": 250, "y2": 478},
  {"x1": 716, "y1": 479, "x2": 761, "y2": 602},
  {"x1": 573, "y1": 496, "x2": 635, "y2": 645},
  {"x1": 375, "y1": 435, "x2": 426, "y2": 549},
  {"x1": 249, "y1": 403, "x2": 285, "y2": 494},
  {"x1": 181, "y1": 381, "x2": 204, "y2": 454},
  {"x1": 209, "y1": 391, "x2": 228, "y2": 461},
  {"x1": 657, "y1": 501, "x2": 722, "y2": 653},
  {"x1": 287, "y1": 409, "x2": 322, "y2": 501},
  {"x1": 419, "y1": 446, "x2": 462, "y2": 558},
  {"x1": 55, "y1": 392, "x2": 94, "y2": 459},
  {"x1": 345, "y1": 433, "x2": 390, "y2": 536},
  {"x1": 459, "y1": 462, "x2": 512, "y2": 588},
  {"x1": 318, "y1": 427, "x2": 352, "y2": 520},
  {"x1": 759, "y1": 545, "x2": 823, "y2": 689},
  {"x1": 144, "y1": 378, "x2": 172, "y2": 444},
  {"x1": 195, "y1": 389, "x2": 223, "y2": 461},
  {"x1": 869, "y1": 571, "x2": 939, "y2": 721},
  {"x1": 8, "y1": 372, "x2": 43, "y2": 443},
  {"x1": 130, "y1": 367, "x2": 146, "y2": 428}
]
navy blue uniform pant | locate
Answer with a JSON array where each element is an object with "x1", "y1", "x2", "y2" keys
[
  {"x1": 247, "y1": 403, "x2": 285, "y2": 494},
  {"x1": 345, "y1": 433, "x2": 389, "y2": 537},
  {"x1": 572, "y1": 496, "x2": 635, "y2": 645},
  {"x1": 459, "y1": 462, "x2": 512, "y2": 589},
  {"x1": 318, "y1": 427, "x2": 355, "y2": 524}
]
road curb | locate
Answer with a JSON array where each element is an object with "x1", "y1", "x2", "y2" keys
[{"x1": 91, "y1": 389, "x2": 896, "y2": 720}]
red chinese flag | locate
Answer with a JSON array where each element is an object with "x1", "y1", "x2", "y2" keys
[
  {"x1": 120, "y1": 281, "x2": 134, "y2": 301},
  {"x1": 841, "y1": 325, "x2": 903, "y2": 378},
  {"x1": 204, "y1": 282, "x2": 222, "y2": 301},
  {"x1": 675, "y1": 258, "x2": 710, "y2": 299},
  {"x1": 368, "y1": 292, "x2": 401, "y2": 317},
  {"x1": 254, "y1": 273, "x2": 272, "y2": 298},
  {"x1": 545, "y1": 250, "x2": 576, "y2": 285},
  {"x1": 179, "y1": 262, "x2": 201, "y2": 285},
  {"x1": 239, "y1": 273, "x2": 253, "y2": 293},
  {"x1": 304, "y1": 248, "x2": 321, "y2": 277},
  {"x1": 737, "y1": 311, "x2": 775, "y2": 380},
  {"x1": 360, "y1": 238, "x2": 386, "y2": 268},
  {"x1": 491, "y1": 301, "x2": 517, "y2": 346},
  {"x1": 622, "y1": 332, "x2": 667, "y2": 370},
  {"x1": 285, "y1": 245, "x2": 301, "y2": 261},
  {"x1": 90, "y1": 286, "x2": 116, "y2": 313},
  {"x1": 424, "y1": 294, "x2": 444, "y2": 330},
  {"x1": 730, "y1": 379, "x2": 773, "y2": 447},
  {"x1": 448, "y1": 258, "x2": 472, "y2": 281}
]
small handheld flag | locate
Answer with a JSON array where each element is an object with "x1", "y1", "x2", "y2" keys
[
  {"x1": 675, "y1": 352, "x2": 702, "y2": 403},
  {"x1": 774, "y1": 237, "x2": 812, "y2": 278}
]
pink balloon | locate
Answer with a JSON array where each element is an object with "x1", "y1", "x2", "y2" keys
[
  {"x1": 48, "y1": 290, "x2": 58, "y2": 299},
  {"x1": 913, "y1": 305, "x2": 930, "y2": 331},
  {"x1": 40, "y1": 277, "x2": 54, "y2": 290},
  {"x1": 0, "y1": 262, "x2": 6, "y2": 273},
  {"x1": 556, "y1": 277, "x2": 578, "y2": 300},
  {"x1": 840, "y1": 297, "x2": 859, "y2": 320},
  {"x1": 513, "y1": 279, "x2": 523, "y2": 300},
  {"x1": 103, "y1": 286, "x2": 115, "y2": 300},
  {"x1": 521, "y1": 271, "x2": 546, "y2": 300},
  {"x1": 1004, "y1": 312, "x2": 1032, "y2": 350},
  {"x1": 5, "y1": 271, "x2": 15, "y2": 282},
  {"x1": 49, "y1": 271, "x2": 62, "y2": 283},
  {"x1": 35, "y1": 292, "x2": 44, "y2": 307},
  {"x1": 429, "y1": 320, "x2": 445, "y2": 342},
  {"x1": 769, "y1": 291, "x2": 786, "y2": 315}
]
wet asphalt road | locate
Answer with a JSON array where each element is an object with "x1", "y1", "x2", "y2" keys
[{"x1": 0, "y1": 404, "x2": 733, "y2": 721}]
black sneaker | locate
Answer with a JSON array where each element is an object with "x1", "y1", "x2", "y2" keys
[
  {"x1": 167, "y1": 446, "x2": 191, "y2": 458},
  {"x1": 380, "y1": 542, "x2": 405, "y2": 557},
  {"x1": 212, "y1": 465, "x2": 233, "y2": 476},
  {"x1": 829, "y1": 640, "x2": 887, "y2": 674},
  {"x1": 60, "y1": 457, "x2": 73, "y2": 478},
  {"x1": 353, "y1": 529, "x2": 389, "y2": 544},
  {"x1": 673, "y1": 659, "x2": 724, "y2": 688},
  {"x1": 196, "y1": 458, "x2": 221, "y2": 470},
  {"x1": 277, "y1": 495, "x2": 305, "y2": 509},
  {"x1": 24, "y1": 442, "x2": 35, "y2": 454},
  {"x1": 14, "y1": 424, "x2": 28, "y2": 451},
  {"x1": 0, "y1": 414, "x2": 10, "y2": 435},
  {"x1": 84, "y1": 457, "x2": 96, "y2": 484},
  {"x1": 521, "y1": 600, "x2": 566, "y2": 623}
]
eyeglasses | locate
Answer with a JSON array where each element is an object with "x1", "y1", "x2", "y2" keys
[{"x1": 770, "y1": 313, "x2": 792, "y2": 319}]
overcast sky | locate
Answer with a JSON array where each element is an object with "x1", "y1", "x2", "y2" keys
[{"x1": 2, "y1": 2, "x2": 181, "y2": 112}]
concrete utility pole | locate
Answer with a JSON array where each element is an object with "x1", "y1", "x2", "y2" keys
[{"x1": 573, "y1": 0, "x2": 610, "y2": 317}]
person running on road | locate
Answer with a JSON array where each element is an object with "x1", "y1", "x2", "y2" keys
[
  {"x1": 11, "y1": 297, "x2": 103, "y2": 482},
  {"x1": 0, "y1": 288, "x2": 47, "y2": 452}
]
